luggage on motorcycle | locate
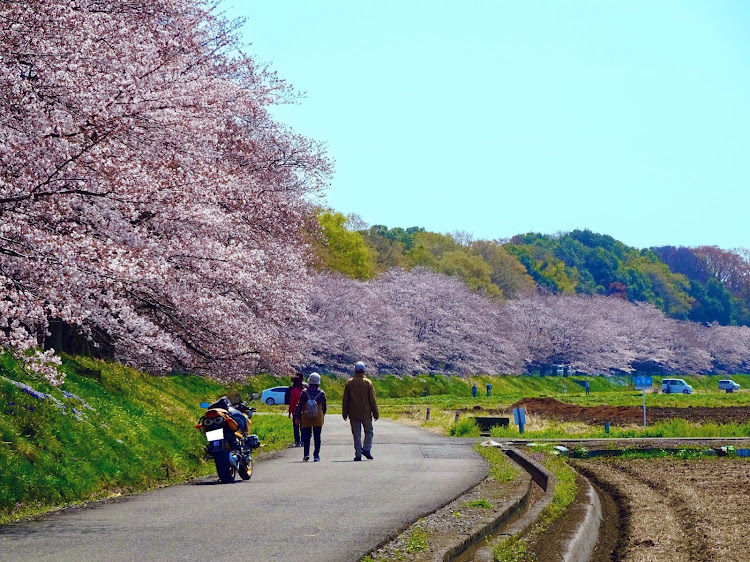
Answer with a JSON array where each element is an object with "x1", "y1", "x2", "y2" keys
[
  {"x1": 209, "y1": 396, "x2": 232, "y2": 410},
  {"x1": 228, "y1": 407, "x2": 248, "y2": 433},
  {"x1": 245, "y1": 434, "x2": 260, "y2": 449},
  {"x1": 225, "y1": 391, "x2": 243, "y2": 406},
  {"x1": 220, "y1": 412, "x2": 239, "y2": 432}
]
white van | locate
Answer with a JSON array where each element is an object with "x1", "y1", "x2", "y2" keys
[{"x1": 661, "y1": 379, "x2": 693, "y2": 394}]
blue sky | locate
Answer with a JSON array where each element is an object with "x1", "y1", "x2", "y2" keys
[{"x1": 226, "y1": 1, "x2": 750, "y2": 250}]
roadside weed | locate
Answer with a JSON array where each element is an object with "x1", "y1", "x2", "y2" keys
[
  {"x1": 449, "y1": 417, "x2": 480, "y2": 437},
  {"x1": 492, "y1": 536, "x2": 528, "y2": 562},
  {"x1": 462, "y1": 498, "x2": 493, "y2": 509},
  {"x1": 405, "y1": 524, "x2": 428, "y2": 552}
]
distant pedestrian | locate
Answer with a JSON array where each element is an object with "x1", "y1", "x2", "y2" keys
[
  {"x1": 471, "y1": 383, "x2": 477, "y2": 398},
  {"x1": 486, "y1": 382, "x2": 492, "y2": 397},
  {"x1": 287, "y1": 373, "x2": 305, "y2": 447},
  {"x1": 342, "y1": 361, "x2": 379, "y2": 461},
  {"x1": 585, "y1": 380, "x2": 590, "y2": 396},
  {"x1": 295, "y1": 372, "x2": 327, "y2": 462}
]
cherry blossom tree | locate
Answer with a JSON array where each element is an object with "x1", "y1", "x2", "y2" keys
[
  {"x1": 299, "y1": 270, "x2": 523, "y2": 375},
  {"x1": 700, "y1": 324, "x2": 750, "y2": 373},
  {"x1": 299, "y1": 271, "x2": 749, "y2": 377},
  {"x1": 1, "y1": 0, "x2": 330, "y2": 383}
]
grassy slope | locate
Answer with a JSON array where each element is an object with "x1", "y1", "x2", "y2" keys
[
  {"x1": 0, "y1": 355, "x2": 293, "y2": 523},
  {"x1": 2, "y1": 358, "x2": 748, "y2": 523}
]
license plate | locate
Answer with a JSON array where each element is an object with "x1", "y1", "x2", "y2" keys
[{"x1": 206, "y1": 428, "x2": 224, "y2": 442}]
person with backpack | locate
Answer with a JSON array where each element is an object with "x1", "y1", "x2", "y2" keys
[
  {"x1": 341, "y1": 361, "x2": 379, "y2": 461},
  {"x1": 287, "y1": 373, "x2": 305, "y2": 447},
  {"x1": 294, "y1": 372, "x2": 327, "y2": 462}
]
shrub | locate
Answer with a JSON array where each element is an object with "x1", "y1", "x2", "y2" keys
[{"x1": 449, "y1": 417, "x2": 480, "y2": 437}]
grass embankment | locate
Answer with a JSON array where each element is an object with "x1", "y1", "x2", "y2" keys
[{"x1": 0, "y1": 355, "x2": 293, "y2": 524}]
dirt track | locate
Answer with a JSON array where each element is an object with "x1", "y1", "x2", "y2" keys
[{"x1": 510, "y1": 396, "x2": 750, "y2": 425}]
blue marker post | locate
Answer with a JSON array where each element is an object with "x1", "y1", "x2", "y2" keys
[{"x1": 512, "y1": 407, "x2": 526, "y2": 435}]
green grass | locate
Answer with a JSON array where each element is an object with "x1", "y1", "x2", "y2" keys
[
  {"x1": 195, "y1": 370, "x2": 750, "y2": 412},
  {"x1": 449, "y1": 417, "x2": 481, "y2": 437},
  {"x1": 0, "y1": 354, "x2": 294, "y2": 523},
  {"x1": 393, "y1": 408, "x2": 750, "y2": 440},
  {"x1": 3, "y1": 355, "x2": 748, "y2": 523},
  {"x1": 462, "y1": 498, "x2": 493, "y2": 509},
  {"x1": 475, "y1": 445, "x2": 520, "y2": 482},
  {"x1": 405, "y1": 524, "x2": 428, "y2": 553}
]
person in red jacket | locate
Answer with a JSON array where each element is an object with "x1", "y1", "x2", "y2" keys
[{"x1": 287, "y1": 373, "x2": 305, "y2": 447}]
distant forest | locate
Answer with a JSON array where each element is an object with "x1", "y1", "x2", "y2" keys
[
  {"x1": 298, "y1": 211, "x2": 750, "y2": 377},
  {"x1": 315, "y1": 210, "x2": 750, "y2": 327}
]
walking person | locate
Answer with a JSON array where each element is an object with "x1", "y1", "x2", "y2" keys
[
  {"x1": 486, "y1": 382, "x2": 492, "y2": 397},
  {"x1": 287, "y1": 373, "x2": 305, "y2": 447},
  {"x1": 471, "y1": 383, "x2": 477, "y2": 398},
  {"x1": 295, "y1": 373, "x2": 326, "y2": 462},
  {"x1": 342, "y1": 361, "x2": 379, "y2": 461}
]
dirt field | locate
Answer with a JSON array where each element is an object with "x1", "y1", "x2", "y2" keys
[
  {"x1": 574, "y1": 458, "x2": 750, "y2": 561},
  {"x1": 510, "y1": 396, "x2": 750, "y2": 425}
]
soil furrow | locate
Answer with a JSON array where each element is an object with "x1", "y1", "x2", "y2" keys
[
  {"x1": 572, "y1": 463, "x2": 630, "y2": 562},
  {"x1": 610, "y1": 461, "x2": 714, "y2": 562}
]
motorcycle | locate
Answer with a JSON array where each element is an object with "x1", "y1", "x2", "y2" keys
[{"x1": 196, "y1": 393, "x2": 260, "y2": 483}]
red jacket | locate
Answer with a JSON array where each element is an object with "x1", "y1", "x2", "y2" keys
[{"x1": 288, "y1": 385, "x2": 303, "y2": 417}]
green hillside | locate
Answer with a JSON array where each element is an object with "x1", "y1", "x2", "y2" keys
[{"x1": 317, "y1": 210, "x2": 750, "y2": 326}]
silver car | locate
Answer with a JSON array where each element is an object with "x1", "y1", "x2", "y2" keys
[
  {"x1": 718, "y1": 380, "x2": 740, "y2": 392},
  {"x1": 661, "y1": 379, "x2": 693, "y2": 394}
]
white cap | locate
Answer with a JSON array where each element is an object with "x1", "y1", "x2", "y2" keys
[{"x1": 308, "y1": 372, "x2": 321, "y2": 385}]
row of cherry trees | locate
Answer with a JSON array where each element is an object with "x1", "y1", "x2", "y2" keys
[
  {"x1": 298, "y1": 270, "x2": 750, "y2": 376},
  {"x1": 3, "y1": 2, "x2": 747, "y2": 384},
  {"x1": 1, "y1": 1, "x2": 330, "y2": 383}
]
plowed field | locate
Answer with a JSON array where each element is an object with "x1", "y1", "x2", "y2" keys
[
  {"x1": 574, "y1": 458, "x2": 750, "y2": 561},
  {"x1": 511, "y1": 396, "x2": 750, "y2": 425}
]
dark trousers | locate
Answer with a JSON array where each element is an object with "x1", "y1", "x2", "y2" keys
[
  {"x1": 293, "y1": 418, "x2": 301, "y2": 444},
  {"x1": 301, "y1": 426, "x2": 321, "y2": 457}
]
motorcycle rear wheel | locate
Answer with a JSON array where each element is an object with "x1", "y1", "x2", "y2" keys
[
  {"x1": 239, "y1": 458, "x2": 253, "y2": 480},
  {"x1": 214, "y1": 451, "x2": 236, "y2": 483}
]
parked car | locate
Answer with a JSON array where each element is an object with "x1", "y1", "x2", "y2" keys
[
  {"x1": 661, "y1": 379, "x2": 693, "y2": 394},
  {"x1": 260, "y1": 386, "x2": 288, "y2": 405},
  {"x1": 718, "y1": 379, "x2": 740, "y2": 393}
]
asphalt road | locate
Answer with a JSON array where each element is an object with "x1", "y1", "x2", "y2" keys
[{"x1": 0, "y1": 417, "x2": 488, "y2": 562}]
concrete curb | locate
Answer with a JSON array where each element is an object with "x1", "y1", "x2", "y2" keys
[
  {"x1": 436, "y1": 475, "x2": 530, "y2": 562},
  {"x1": 470, "y1": 448, "x2": 556, "y2": 562},
  {"x1": 561, "y1": 474, "x2": 601, "y2": 562}
]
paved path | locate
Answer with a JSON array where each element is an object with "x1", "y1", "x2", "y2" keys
[{"x1": 0, "y1": 417, "x2": 487, "y2": 562}]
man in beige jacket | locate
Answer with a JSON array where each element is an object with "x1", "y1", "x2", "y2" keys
[{"x1": 341, "y1": 361, "x2": 379, "y2": 461}]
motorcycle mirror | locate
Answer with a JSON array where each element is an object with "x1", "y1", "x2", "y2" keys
[{"x1": 200, "y1": 402, "x2": 210, "y2": 409}]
